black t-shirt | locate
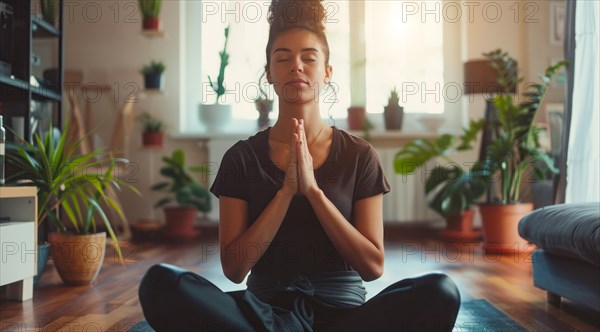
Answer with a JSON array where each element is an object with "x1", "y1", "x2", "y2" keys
[{"x1": 210, "y1": 126, "x2": 390, "y2": 277}]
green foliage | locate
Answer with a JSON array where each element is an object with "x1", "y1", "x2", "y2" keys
[
  {"x1": 136, "y1": 112, "x2": 164, "y2": 133},
  {"x1": 387, "y1": 87, "x2": 400, "y2": 107},
  {"x1": 208, "y1": 26, "x2": 231, "y2": 104},
  {"x1": 138, "y1": 0, "x2": 162, "y2": 18},
  {"x1": 6, "y1": 118, "x2": 140, "y2": 261},
  {"x1": 40, "y1": 0, "x2": 57, "y2": 23},
  {"x1": 151, "y1": 149, "x2": 211, "y2": 212},
  {"x1": 140, "y1": 60, "x2": 166, "y2": 75},
  {"x1": 394, "y1": 120, "x2": 487, "y2": 217},
  {"x1": 482, "y1": 49, "x2": 565, "y2": 204}
]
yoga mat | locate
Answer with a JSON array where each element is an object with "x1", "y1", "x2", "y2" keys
[{"x1": 129, "y1": 299, "x2": 526, "y2": 331}]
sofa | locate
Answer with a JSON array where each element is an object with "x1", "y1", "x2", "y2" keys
[{"x1": 518, "y1": 202, "x2": 600, "y2": 311}]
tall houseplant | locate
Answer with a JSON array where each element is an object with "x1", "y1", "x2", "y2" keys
[
  {"x1": 138, "y1": 0, "x2": 163, "y2": 31},
  {"x1": 151, "y1": 149, "x2": 211, "y2": 240},
  {"x1": 394, "y1": 120, "x2": 487, "y2": 239},
  {"x1": 6, "y1": 118, "x2": 139, "y2": 285},
  {"x1": 199, "y1": 26, "x2": 232, "y2": 130},
  {"x1": 478, "y1": 49, "x2": 567, "y2": 253}
]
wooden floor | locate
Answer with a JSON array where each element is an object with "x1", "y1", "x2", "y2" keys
[{"x1": 1, "y1": 225, "x2": 599, "y2": 332}]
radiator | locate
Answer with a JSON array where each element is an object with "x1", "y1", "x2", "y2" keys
[{"x1": 374, "y1": 147, "x2": 438, "y2": 223}]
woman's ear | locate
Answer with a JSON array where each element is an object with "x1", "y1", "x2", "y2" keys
[
  {"x1": 324, "y1": 64, "x2": 333, "y2": 84},
  {"x1": 266, "y1": 70, "x2": 272, "y2": 84}
]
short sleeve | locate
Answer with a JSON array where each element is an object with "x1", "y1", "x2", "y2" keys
[
  {"x1": 209, "y1": 147, "x2": 248, "y2": 201},
  {"x1": 353, "y1": 145, "x2": 391, "y2": 201}
]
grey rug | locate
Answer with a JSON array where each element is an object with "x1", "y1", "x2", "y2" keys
[{"x1": 129, "y1": 299, "x2": 526, "y2": 331}]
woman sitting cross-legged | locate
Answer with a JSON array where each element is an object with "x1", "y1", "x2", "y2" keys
[{"x1": 138, "y1": 0, "x2": 461, "y2": 330}]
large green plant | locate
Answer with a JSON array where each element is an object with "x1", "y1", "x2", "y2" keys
[
  {"x1": 138, "y1": 0, "x2": 162, "y2": 19},
  {"x1": 151, "y1": 149, "x2": 211, "y2": 212},
  {"x1": 207, "y1": 26, "x2": 230, "y2": 104},
  {"x1": 482, "y1": 49, "x2": 567, "y2": 204},
  {"x1": 6, "y1": 118, "x2": 139, "y2": 259},
  {"x1": 394, "y1": 120, "x2": 487, "y2": 217}
]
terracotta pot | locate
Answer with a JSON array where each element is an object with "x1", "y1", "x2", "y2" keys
[
  {"x1": 162, "y1": 206, "x2": 200, "y2": 240},
  {"x1": 347, "y1": 106, "x2": 365, "y2": 130},
  {"x1": 440, "y1": 209, "x2": 481, "y2": 241},
  {"x1": 48, "y1": 232, "x2": 106, "y2": 286},
  {"x1": 479, "y1": 203, "x2": 534, "y2": 254},
  {"x1": 143, "y1": 17, "x2": 160, "y2": 30},
  {"x1": 142, "y1": 132, "x2": 163, "y2": 147}
]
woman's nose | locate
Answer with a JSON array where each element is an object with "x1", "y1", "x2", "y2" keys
[{"x1": 290, "y1": 60, "x2": 303, "y2": 73}]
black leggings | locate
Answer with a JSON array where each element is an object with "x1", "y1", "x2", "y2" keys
[{"x1": 139, "y1": 264, "x2": 461, "y2": 332}]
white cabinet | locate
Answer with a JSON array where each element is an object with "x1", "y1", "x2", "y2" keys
[{"x1": 0, "y1": 186, "x2": 37, "y2": 301}]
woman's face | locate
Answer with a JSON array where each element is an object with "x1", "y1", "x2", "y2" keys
[{"x1": 267, "y1": 29, "x2": 332, "y2": 105}]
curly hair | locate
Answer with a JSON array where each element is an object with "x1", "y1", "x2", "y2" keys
[{"x1": 264, "y1": 0, "x2": 330, "y2": 72}]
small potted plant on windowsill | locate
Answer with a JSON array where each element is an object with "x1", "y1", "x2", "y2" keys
[
  {"x1": 254, "y1": 89, "x2": 273, "y2": 129},
  {"x1": 151, "y1": 149, "x2": 211, "y2": 240},
  {"x1": 140, "y1": 60, "x2": 165, "y2": 90},
  {"x1": 394, "y1": 120, "x2": 487, "y2": 240},
  {"x1": 384, "y1": 87, "x2": 404, "y2": 130},
  {"x1": 137, "y1": 112, "x2": 164, "y2": 148}
]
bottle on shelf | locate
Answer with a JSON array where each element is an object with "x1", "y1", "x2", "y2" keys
[{"x1": 0, "y1": 115, "x2": 5, "y2": 185}]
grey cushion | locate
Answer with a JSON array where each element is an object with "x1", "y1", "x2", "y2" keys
[{"x1": 519, "y1": 203, "x2": 600, "y2": 266}]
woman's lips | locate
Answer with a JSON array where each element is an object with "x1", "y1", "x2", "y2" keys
[{"x1": 285, "y1": 79, "x2": 308, "y2": 87}]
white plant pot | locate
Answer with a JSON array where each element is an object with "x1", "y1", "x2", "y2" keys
[{"x1": 198, "y1": 104, "x2": 232, "y2": 132}]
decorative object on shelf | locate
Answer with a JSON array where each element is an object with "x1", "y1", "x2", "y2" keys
[
  {"x1": 394, "y1": 119, "x2": 487, "y2": 241},
  {"x1": 384, "y1": 87, "x2": 404, "y2": 130},
  {"x1": 477, "y1": 49, "x2": 567, "y2": 254},
  {"x1": 199, "y1": 26, "x2": 231, "y2": 130},
  {"x1": 138, "y1": 0, "x2": 162, "y2": 31},
  {"x1": 140, "y1": 60, "x2": 165, "y2": 90},
  {"x1": 347, "y1": 106, "x2": 365, "y2": 131},
  {"x1": 39, "y1": 0, "x2": 57, "y2": 25},
  {"x1": 136, "y1": 111, "x2": 164, "y2": 148},
  {"x1": 0, "y1": 2, "x2": 14, "y2": 76},
  {"x1": 5, "y1": 117, "x2": 140, "y2": 285},
  {"x1": 418, "y1": 115, "x2": 445, "y2": 133},
  {"x1": 254, "y1": 89, "x2": 273, "y2": 130},
  {"x1": 151, "y1": 149, "x2": 211, "y2": 240}
]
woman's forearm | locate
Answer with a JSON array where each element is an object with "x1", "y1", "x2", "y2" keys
[
  {"x1": 221, "y1": 189, "x2": 294, "y2": 283},
  {"x1": 306, "y1": 188, "x2": 385, "y2": 281}
]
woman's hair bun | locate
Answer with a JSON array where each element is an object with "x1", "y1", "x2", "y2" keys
[{"x1": 267, "y1": 0, "x2": 326, "y2": 34}]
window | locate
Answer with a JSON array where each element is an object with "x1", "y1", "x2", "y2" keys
[
  {"x1": 365, "y1": 1, "x2": 444, "y2": 114},
  {"x1": 188, "y1": 0, "x2": 444, "y2": 130}
]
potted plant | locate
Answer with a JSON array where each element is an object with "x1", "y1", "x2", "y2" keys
[
  {"x1": 136, "y1": 112, "x2": 164, "y2": 147},
  {"x1": 394, "y1": 120, "x2": 487, "y2": 240},
  {"x1": 151, "y1": 149, "x2": 211, "y2": 240},
  {"x1": 477, "y1": 49, "x2": 566, "y2": 253},
  {"x1": 40, "y1": 0, "x2": 57, "y2": 25},
  {"x1": 6, "y1": 118, "x2": 139, "y2": 285},
  {"x1": 140, "y1": 60, "x2": 165, "y2": 90},
  {"x1": 254, "y1": 89, "x2": 273, "y2": 129},
  {"x1": 384, "y1": 87, "x2": 404, "y2": 130},
  {"x1": 199, "y1": 26, "x2": 231, "y2": 130},
  {"x1": 138, "y1": 0, "x2": 162, "y2": 31}
]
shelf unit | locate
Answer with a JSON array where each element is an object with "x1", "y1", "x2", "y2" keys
[
  {"x1": 0, "y1": 0, "x2": 64, "y2": 143},
  {"x1": 0, "y1": 186, "x2": 37, "y2": 301}
]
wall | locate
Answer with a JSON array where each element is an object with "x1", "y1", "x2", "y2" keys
[{"x1": 62, "y1": 0, "x2": 565, "y2": 225}]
